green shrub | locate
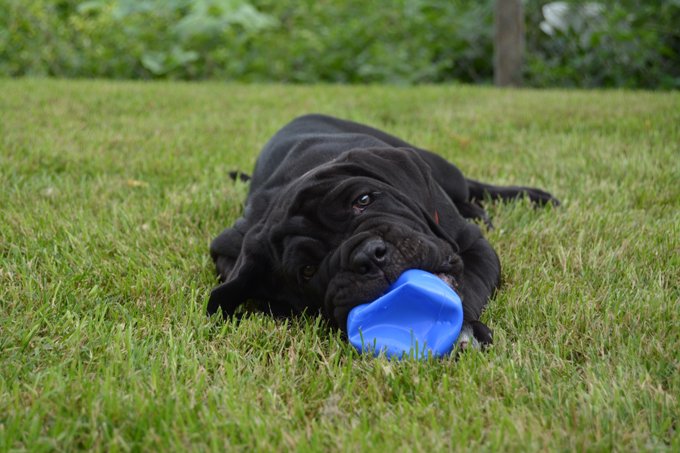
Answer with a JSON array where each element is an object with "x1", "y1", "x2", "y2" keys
[
  {"x1": 526, "y1": 0, "x2": 680, "y2": 88},
  {"x1": 0, "y1": 0, "x2": 677, "y2": 87}
]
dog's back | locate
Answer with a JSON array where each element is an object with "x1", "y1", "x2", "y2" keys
[{"x1": 250, "y1": 114, "x2": 417, "y2": 192}]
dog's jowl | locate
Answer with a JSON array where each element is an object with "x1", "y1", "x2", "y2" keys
[{"x1": 207, "y1": 114, "x2": 558, "y2": 346}]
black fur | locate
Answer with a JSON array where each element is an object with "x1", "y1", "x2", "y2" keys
[{"x1": 208, "y1": 114, "x2": 558, "y2": 345}]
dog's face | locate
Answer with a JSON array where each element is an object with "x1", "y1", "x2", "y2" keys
[{"x1": 209, "y1": 148, "x2": 465, "y2": 330}]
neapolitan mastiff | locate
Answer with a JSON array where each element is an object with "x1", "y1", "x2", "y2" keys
[{"x1": 207, "y1": 114, "x2": 558, "y2": 348}]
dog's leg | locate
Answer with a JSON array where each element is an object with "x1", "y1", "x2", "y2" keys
[
  {"x1": 457, "y1": 320, "x2": 494, "y2": 352},
  {"x1": 467, "y1": 179, "x2": 560, "y2": 206},
  {"x1": 456, "y1": 235, "x2": 500, "y2": 348}
]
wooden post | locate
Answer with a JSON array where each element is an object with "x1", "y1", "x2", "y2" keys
[{"x1": 494, "y1": 0, "x2": 524, "y2": 87}]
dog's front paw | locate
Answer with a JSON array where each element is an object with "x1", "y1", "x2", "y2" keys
[{"x1": 457, "y1": 320, "x2": 493, "y2": 352}]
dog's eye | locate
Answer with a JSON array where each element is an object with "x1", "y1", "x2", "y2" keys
[
  {"x1": 353, "y1": 193, "x2": 373, "y2": 210},
  {"x1": 301, "y1": 265, "x2": 317, "y2": 280}
]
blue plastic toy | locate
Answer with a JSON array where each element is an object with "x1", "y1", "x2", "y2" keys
[{"x1": 347, "y1": 269, "x2": 464, "y2": 359}]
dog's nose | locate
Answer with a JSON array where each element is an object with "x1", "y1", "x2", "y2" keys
[{"x1": 350, "y1": 238, "x2": 387, "y2": 274}]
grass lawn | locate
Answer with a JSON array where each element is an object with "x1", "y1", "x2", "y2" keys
[{"x1": 1, "y1": 79, "x2": 678, "y2": 451}]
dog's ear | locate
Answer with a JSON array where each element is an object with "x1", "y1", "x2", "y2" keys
[
  {"x1": 207, "y1": 231, "x2": 270, "y2": 319},
  {"x1": 210, "y1": 217, "x2": 256, "y2": 282}
]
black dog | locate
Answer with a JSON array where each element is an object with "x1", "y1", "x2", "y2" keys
[{"x1": 208, "y1": 114, "x2": 557, "y2": 347}]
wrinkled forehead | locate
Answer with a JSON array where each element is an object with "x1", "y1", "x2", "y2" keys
[
  {"x1": 268, "y1": 174, "x2": 370, "y2": 238},
  {"x1": 275, "y1": 162, "x2": 389, "y2": 214},
  {"x1": 258, "y1": 149, "x2": 435, "y2": 259}
]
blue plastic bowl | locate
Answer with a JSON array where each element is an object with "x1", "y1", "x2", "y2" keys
[{"x1": 346, "y1": 269, "x2": 463, "y2": 359}]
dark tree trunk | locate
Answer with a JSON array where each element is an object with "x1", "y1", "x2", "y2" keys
[{"x1": 494, "y1": 0, "x2": 524, "y2": 87}]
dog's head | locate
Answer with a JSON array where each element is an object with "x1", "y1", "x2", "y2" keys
[{"x1": 208, "y1": 148, "x2": 468, "y2": 330}]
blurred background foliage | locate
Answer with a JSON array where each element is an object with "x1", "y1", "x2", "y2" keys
[{"x1": 0, "y1": 0, "x2": 678, "y2": 88}]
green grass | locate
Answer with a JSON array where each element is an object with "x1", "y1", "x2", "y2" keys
[{"x1": 1, "y1": 79, "x2": 678, "y2": 451}]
